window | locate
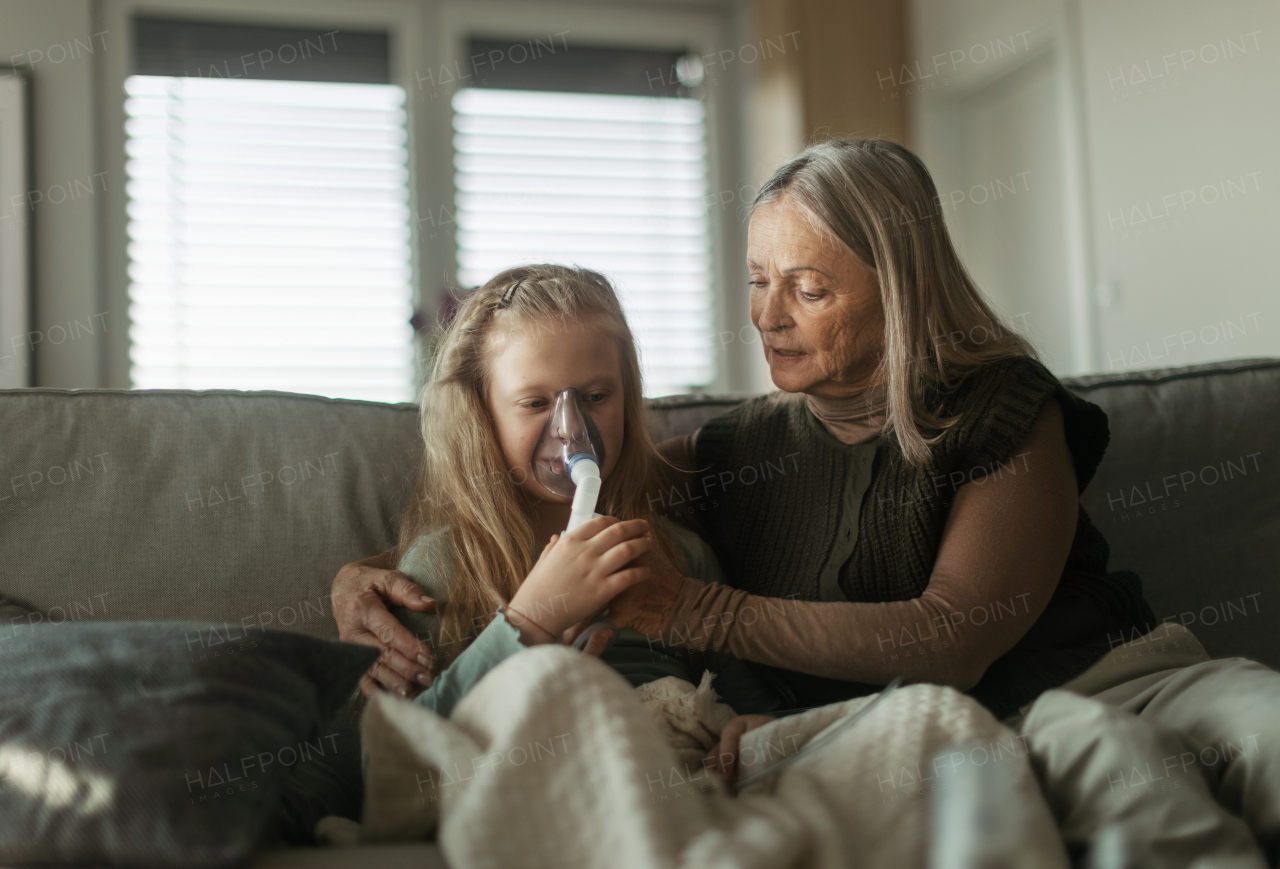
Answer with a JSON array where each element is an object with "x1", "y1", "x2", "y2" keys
[
  {"x1": 124, "y1": 18, "x2": 414, "y2": 402},
  {"x1": 452, "y1": 40, "x2": 713, "y2": 397}
]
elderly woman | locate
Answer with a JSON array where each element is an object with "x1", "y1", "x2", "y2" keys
[
  {"x1": 335, "y1": 139, "x2": 1280, "y2": 862},
  {"x1": 630, "y1": 144, "x2": 1149, "y2": 720}
]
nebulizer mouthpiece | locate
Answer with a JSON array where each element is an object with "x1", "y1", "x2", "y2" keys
[{"x1": 531, "y1": 388, "x2": 605, "y2": 532}]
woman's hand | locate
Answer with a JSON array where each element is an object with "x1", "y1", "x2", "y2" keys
[
  {"x1": 331, "y1": 552, "x2": 438, "y2": 698},
  {"x1": 508, "y1": 516, "x2": 653, "y2": 639},
  {"x1": 704, "y1": 714, "x2": 777, "y2": 784},
  {"x1": 601, "y1": 541, "x2": 687, "y2": 642}
]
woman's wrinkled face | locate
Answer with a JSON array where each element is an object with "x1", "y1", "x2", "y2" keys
[
  {"x1": 484, "y1": 315, "x2": 625, "y2": 502},
  {"x1": 747, "y1": 196, "x2": 886, "y2": 396}
]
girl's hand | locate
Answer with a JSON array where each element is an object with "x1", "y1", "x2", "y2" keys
[{"x1": 508, "y1": 516, "x2": 653, "y2": 639}]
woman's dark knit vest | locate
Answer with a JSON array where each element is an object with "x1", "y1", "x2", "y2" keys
[{"x1": 691, "y1": 355, "x2": 1155, "y2": 719}]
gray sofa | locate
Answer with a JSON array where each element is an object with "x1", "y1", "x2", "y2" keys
[{"x1": 1, "y1": 357, "x2": 1277, "y2": 865}]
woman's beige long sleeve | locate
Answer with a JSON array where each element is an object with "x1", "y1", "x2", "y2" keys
[{"x1": 658, "y1": 402, "x2": 1079, "y2": 691}]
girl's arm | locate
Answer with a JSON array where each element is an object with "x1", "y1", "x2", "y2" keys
[
  {"x1": 411, "y1": 611, "x2": 555, "y2": 717},
  {"x1": 636, "y1": 402, "x2": 1077, "y2": 691}
]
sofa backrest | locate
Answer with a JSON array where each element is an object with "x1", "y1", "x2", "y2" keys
[
  {"x1": 1067, "y1": 359, "x2": 1278, "y2": 668},
  {"x1": 0, "y1": 390, "x2": 422, "y2": 642},
  {"x1": 2, "y1": 359, "x2": 1276, "y2": 668}
]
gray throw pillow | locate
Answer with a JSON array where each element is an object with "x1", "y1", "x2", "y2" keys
[{"x1": 0, "y1": 621, "x2": 376, "y2": 867}]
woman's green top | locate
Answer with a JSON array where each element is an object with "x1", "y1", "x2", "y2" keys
[
  {"x1": 393, "y1": 521, "x2": 778, "y2": 718},
  {"x1": 689, "y1": 355, "x2": 1156, "y2": 718}
]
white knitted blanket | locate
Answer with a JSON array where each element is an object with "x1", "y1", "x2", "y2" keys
[{"x1": 353, "y1": 646, "x2": 1067, "y2": 868}]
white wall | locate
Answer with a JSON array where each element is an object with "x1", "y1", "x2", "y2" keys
[
  {"x1": 0, "y1": 0, "x2": 104, "y2": 387},
  {"x1": 1079, "y1": 0, "x2": 1278, "y2": 373},
  {"x1": 909, "y1": 0, "x2": 1280, "y2": 376}
]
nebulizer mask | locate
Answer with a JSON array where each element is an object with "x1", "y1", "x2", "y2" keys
[
  {"x1": 529, "y1": 387, "x2": 623, "y2": 654},
  {"x1": 530, "y1": 387, "x2": 605, "y2": 532}
]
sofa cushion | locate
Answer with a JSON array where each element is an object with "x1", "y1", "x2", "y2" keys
[
  {"x1": 0, "y1": 389, "x2": 423, "y2": 639},
  {"x1": 0, "y1": 621, "x2": 376, "y2": 867}
]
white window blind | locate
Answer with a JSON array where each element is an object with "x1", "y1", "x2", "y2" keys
[
  {"x1": 452, "y1": 88, "x2": 713, "y2": 397},
  {"x1": 124, "y1": 75, "x2": 415, "y2": 402}
]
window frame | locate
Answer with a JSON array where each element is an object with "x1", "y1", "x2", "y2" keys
[
  {"x1": 99, "y1": 0, "x2": 751, "y2": 395},
  {"x1": 436, "y1": 0, "x2": 750, "y2": 395},
  {"x1": 99, "y1": 0, "x2": 429, "y2": 391}
]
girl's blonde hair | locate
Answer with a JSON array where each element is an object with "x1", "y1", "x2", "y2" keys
[
  {"x1": 396, "y1": 264, "x2": 679, "y2": 670},
  {"x1": 753, "y1": 138, "x2": 1036, "y2": 464}
]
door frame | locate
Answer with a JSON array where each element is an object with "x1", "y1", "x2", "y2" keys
[{"x1": 908, "y1": 0, "x2": 1100, "y2": 374}]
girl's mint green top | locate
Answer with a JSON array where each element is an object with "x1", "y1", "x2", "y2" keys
[{"x1": 393, "y1": 521, "x2": 777, "y2": 718}]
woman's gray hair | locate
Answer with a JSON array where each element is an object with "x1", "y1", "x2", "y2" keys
[{"x1": 753, "y1": 138, "x2": 1035, "y2": 465}]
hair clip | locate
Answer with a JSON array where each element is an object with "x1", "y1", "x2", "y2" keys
[{"x1": 498, "y1": 280, "x2": 523, "y2": 308}]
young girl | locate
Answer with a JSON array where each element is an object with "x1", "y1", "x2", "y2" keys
[{"x1": 390, "y1": 263, "x2": 778, "y2": 719}]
